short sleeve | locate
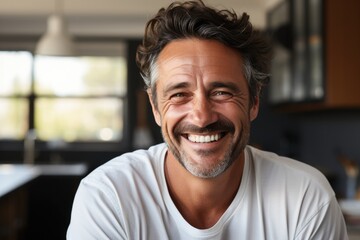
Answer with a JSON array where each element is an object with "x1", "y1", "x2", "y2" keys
[
  {"x1": 295, "y1": 197, "x2": 348, "y2": 240},
  {"x1": 66, "y1": 177, "x2": 127, "y2": 240}
]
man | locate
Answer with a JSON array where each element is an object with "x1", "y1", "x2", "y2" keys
[{"x1": 67, "y1": 1, "x2": 348, "y2": 239}]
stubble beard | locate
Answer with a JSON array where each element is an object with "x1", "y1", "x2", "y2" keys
[{"x1": 163, "y1": 118, "x2": 250, "y2": 179}]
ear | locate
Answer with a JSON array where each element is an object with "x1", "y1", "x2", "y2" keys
[
  {"x1": 147, "y1": 90, "x2": 162, "y2": 126},
  {"x1": 250, "y1": 96, "x2": 259, "y2": 121}
]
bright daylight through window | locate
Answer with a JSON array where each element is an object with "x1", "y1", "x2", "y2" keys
[{"x1": 0, "y1": 48, "x2": 127, "y2": 143}]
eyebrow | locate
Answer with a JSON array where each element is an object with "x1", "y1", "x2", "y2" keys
[
  {"x1": 162, "y1": 80, "x2": 242, "y2": 95},
  {"x1": 163, "y1": 82, "x2": 190, "y2": 95},
  {"x1": 209, "y1": 81, "x2": 241, "y2": 92}
]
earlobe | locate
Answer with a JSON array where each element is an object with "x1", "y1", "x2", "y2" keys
[
  {"x1": 250, "y1": 96, "x2": 259, "y2": 121},
  {"x1": 147, "y1": 90, "x2": 162, "y2": 126}
]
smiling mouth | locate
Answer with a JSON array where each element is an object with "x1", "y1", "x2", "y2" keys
[{"x1": 186, "y1": 133, "x2": 225, "y2": 143}]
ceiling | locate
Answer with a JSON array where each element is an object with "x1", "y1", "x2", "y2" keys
[{"x1": 0, "y1": 0, "x2": 281, "y2": 37}]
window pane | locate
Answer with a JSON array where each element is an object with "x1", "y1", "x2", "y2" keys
[
  {"x1": 34, "y1": 56, "x2": 127, "y2": 96},
  {"x1": 35, "y1": 98, "x2": 123, "y2": 142},
  {"x1": 0, "y1": 51, "x2": 32, "y2": 95},
  {"x1": 0, "y1": 99, "x2": 28, "y2": 139}
]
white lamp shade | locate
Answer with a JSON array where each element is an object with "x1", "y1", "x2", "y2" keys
[{"x1": 35, "y1": 14, "x2": 76, "y2": 56}]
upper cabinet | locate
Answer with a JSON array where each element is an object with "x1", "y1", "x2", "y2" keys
[{"x1": 267, "y1": 0, "x2": 360, "y2": 111}]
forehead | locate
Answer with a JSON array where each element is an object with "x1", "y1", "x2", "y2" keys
[
  {"x1": 155, "y1": 39, "x2": 246, "y2": 86},
  {"x1": 158, "y1": 38, "x2": 243, "y2": 67}
]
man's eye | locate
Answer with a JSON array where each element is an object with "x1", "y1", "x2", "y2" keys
[
  {"x1": 172, "y1": 93, "x2": 184, "y2": 97},
  {"x1": 169, "y1": 92, "x2": 189, "y2": 103},
  {"x1": 212, "y1": 91, "x2": 233, "y2": 100},
  {"x1": 214, "y1": 91, "x2": 231, "y2": 96},
  {"x1": 172, "y1": 93, "x2": 185, "y2": 98}
]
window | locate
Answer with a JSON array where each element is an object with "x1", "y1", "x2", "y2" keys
[
  {"x1": 0, "y1": 41, "x2": 129, "y2": 150},
  {"x1": 0, "y1": 51, "x2": 32, "y2": 139}
]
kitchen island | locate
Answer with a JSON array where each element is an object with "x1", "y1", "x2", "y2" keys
[
  {"x1": 0, "y1": 163, "x2": 87, "y2": 240},
  {"x1": 0, "y1": 164, "x2": 40, "y2": 198},
  {"x1": 0, "y1": 164, "x2": 40, "y2": 240}
]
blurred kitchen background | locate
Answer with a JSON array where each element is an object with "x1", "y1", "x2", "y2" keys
[{"x1": 1, "y1": 0, "x2": 360, "y2": 239}]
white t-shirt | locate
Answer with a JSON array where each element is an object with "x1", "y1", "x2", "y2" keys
[{"x1": 67, "y1": 144, "x2": 348, "y2": 240}]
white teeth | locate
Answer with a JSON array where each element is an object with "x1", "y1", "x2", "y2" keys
[{"x1": 188, "y1": 134, "x2": 221, "y2": 143}]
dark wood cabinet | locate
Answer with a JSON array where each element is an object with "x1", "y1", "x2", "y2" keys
[
  {"x1": 0, "y1": 164, "x2": 87, "y2": 240},
  {"x1": 0, "y1": 187, "x2": 28, "y2": 240},
  {"x1": 267, "y1": 0, "x2": 360, "y2": 111}
]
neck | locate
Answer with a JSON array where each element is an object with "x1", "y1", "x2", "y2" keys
[{"x1": 164, "y1": 151, "x2": 245, "y2": 229}]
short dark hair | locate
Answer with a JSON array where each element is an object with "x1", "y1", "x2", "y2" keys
[{"x1": 136, "y1": 0, "x2": 272, "y2": 107}]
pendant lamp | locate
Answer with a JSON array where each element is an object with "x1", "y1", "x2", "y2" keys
[{"x1": 35, "y1": 0, "x2": 76, "y2": 56}]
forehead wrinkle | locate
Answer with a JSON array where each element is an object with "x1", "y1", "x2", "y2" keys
[{"x1": 158, "y1": 59, "x2": 203, "y2": 96}]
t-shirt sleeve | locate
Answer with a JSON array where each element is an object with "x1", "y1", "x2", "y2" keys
[
  {"x1": 66, "y1": 177, "x2": 127, "y2": 240},
  {"x1": 294, "y1": 196, "x2": 348, "y2": 240}
]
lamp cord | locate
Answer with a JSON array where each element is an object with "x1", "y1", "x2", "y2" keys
[{"x1": 54, "y1": 0, "x2": 63, "y2": 15}]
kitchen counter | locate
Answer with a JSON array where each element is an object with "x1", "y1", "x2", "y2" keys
[
  {"x1": 0, "y1": 164, "x2": 40, "y2": 198},
  {"x1": 35, "y1": 163, "x2": 88, "y2": 176},
  {"x1": 0, "y1": 163, "x2": 87, "y2": 198},
  {"x1": 0, "y1": 163, "x2": 88, "y2": 239}
]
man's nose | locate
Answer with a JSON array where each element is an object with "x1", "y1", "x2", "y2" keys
[{"x1": 190, "y1": 95, "x2": 218, "y2": 127}]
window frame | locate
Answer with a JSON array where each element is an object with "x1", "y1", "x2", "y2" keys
[{"x1": 0, "y1": 36, "x2": 135, "y2": 154}]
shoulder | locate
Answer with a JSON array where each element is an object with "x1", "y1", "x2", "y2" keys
[
  {"x1": 244, "y1": 146, "x2": 346, "y2": 237},
  {"x1": 247, "y1": 145, "x2": 330, "y2": 182},
  {"x1": 81, "y1": 143, "x2": 167, "y2": 194},
  {"x1": 67, "y1": 143, "x2": 168, "y2": 238},
  {"x1": 246, "y1": 145, "x2": 334, "y2": 198}
]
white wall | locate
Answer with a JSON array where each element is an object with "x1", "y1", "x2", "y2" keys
[{"x1": 0, "y1": 0, "x2": 281, "y2": 37}]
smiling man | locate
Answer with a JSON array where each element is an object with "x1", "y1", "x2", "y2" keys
[
  {"x1": 153, "y1": 39, "x2": 255, "y2": 181},
  {"x1": 67, "y1": 1, "x2": 348, "y2": 239}
]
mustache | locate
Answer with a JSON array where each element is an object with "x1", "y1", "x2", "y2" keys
[{"x1": 174, "y1": 118, "x2": 235, "y2": 135}]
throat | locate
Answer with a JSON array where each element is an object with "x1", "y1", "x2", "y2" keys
[
  {"x1": 181, "y1": 207, "x2": 225, "y2": 229},
  {"x1": 164, "y1": 156, "x2": 240, "y2": 229}
]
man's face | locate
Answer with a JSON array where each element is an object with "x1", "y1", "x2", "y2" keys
[{"x1": 149, "y1": 38, "x2": 259, "y2": 178}]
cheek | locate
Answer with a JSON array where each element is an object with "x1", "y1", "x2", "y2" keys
[
  {"x1": 163, "y1": 103, "x2": 190, "y2": 121},
  {"x1": 160, "y1": 104, "x2": 189, "y2": 132},
  {"x1": 215, "y1": 101, "x2": 250, "y2": 120}
]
